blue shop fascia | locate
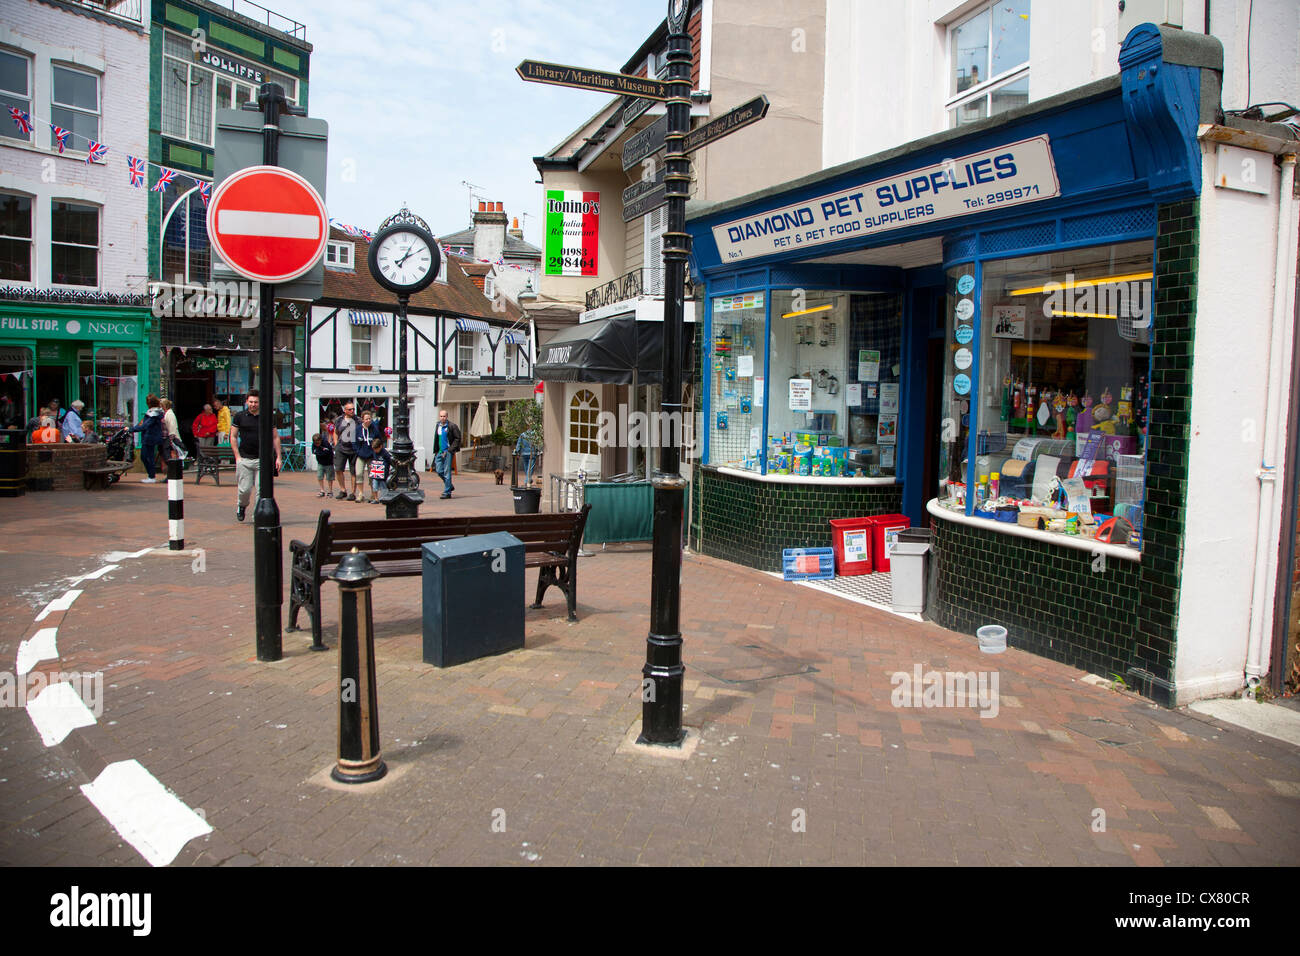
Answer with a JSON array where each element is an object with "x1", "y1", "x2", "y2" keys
[{"x1": 684, "y1": 25, "x2": 1229, "y2": 703}]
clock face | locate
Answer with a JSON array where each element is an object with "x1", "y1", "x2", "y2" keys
[{"x1": 375, "y1": 230, "x2": 434, "y2": 289}]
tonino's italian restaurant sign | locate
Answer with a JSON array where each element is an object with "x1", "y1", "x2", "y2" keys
[{"x1": 712, "y1": 136, "x2": 1060, "y2": 262}]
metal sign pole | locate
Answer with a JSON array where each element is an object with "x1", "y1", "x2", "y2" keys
[{"x1": 639, "y1": 0, "x2": 692, "y2": 746}]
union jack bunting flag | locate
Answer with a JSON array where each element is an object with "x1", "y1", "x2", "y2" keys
[
  {"x1": 8, "y1": 107, "x2": 32, "y2": 134},
  {"x1": 85, "y1": 141, "x2": 108, "y2": 164},
  {"x1": 151, "y1": 168, "x2": 176, "y2": 192},
  {"x1": 127, "y1": 155, "x2": 146, "y2": 187},
  {"x1": 50, "y1": 125, "x2": 70, "y2": 153},
  {"x1": 196, "y1": 181, "x2": 211, "y2": 205}
]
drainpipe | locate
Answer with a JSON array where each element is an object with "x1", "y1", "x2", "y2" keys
[{"x1": 1246, "y1": 152, "x2": 1299, "y2": 689}]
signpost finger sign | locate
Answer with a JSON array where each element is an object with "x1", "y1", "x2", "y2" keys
[{"x1": 207, "y1": 165, "x2": 328, "y2": 283}]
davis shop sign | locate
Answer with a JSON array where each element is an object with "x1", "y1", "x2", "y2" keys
[
  {"x1": 712, "y1": 136, "x2": 1060, "y2": 262},
  {"x1": 544, "y1": 190, "x2": 600, "y2": 277}
]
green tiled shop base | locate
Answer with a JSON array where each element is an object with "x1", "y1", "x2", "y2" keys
[
  {"x1": 930, "y1": 518, "x2": 1141, "y2": 683},
  {"x1": 693, "y1": 465, "x2": 903, "y2": 572}
]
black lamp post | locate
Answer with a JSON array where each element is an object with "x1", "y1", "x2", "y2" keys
[{"x1": 367, "y1": 206, "x2": 440, "y2": 519}]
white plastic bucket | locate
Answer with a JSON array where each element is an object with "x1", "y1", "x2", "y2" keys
[{"x1": 977, "y1": 625, "x2": 1007, "y2": 654}]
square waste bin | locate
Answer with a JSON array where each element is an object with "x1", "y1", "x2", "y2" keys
[
  {"x1": 890, "y1": 541, "x2": 931, "y2": 614},
  {"x1": 422, "y1": 532, "x2": 525, "y2": 667}
]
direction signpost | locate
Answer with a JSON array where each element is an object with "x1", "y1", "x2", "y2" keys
[
  {"x1": 207, "y1": 83, "x2": 323, "y2": 664},
  {"x1": 519, "y1": 0, "x2": 767, "y2": 747}
]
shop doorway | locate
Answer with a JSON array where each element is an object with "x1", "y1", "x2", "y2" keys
[
  {"x1": 564, "y1": 386, "x2": 602, "y2": 477},
  {"x1": 35, "y1": 366, "x2": 68, "y2": 411},
  {"x1": 174, "y1": 376, "x2": 212, "y2": 454}
]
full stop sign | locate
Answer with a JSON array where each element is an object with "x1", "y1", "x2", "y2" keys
[{"x1": 207, "y1": 165, "x2": 328, "y2": 283}]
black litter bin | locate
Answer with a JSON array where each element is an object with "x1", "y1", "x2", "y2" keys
[
  {"x1": 0, "y1": 429, "x2": 27, "y2": 497},
  {"x1": 512, "y1": 486, "x2": 541, "y2": 514},
  {"x1": 422, "y1": 532, "x2": 525, "y2": 667}
]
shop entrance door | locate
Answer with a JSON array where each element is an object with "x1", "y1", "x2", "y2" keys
[
  {"x1": 174, "y1": 375, "x2": 212, "y2": 455},
  {"x1": 564, "y1": 385, "x2": 602, "y2": 477},
  {"x1": 35, "y1": 366, "x2": 67, "y2": 411}
]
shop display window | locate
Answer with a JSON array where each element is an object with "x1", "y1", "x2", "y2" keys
[
  {"x1": 937, "y1": 240, "x2": 1152, "y2": 549},
  {"x1": 706, "y1": 293, "x2": 765, "y2": 471},
  {"x1": 78, "y1": 347, "x2": 137, "y2": 431}
]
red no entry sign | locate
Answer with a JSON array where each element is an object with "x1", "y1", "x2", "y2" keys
[{"x1": 206, "y1": 165, "x2": 328, "y2": 283}]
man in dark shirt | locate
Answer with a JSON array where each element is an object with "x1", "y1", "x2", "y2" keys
[
  {"x1": 333, "y1": 401, "x2": 359, "y2": 501},
  {"x1": 432, "y1": 407, "x2": 462, "y2": 499},
  {"x1": 230, "y1": 389, "x2": 281, "y2": 522}
]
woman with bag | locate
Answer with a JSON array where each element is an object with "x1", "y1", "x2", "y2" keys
[
  {"x1": 130, "y1": 395, "x2": 165, "y2": 483},
  {"x1": 354, "y1": 410, "x2": 378, "y2": 503}
]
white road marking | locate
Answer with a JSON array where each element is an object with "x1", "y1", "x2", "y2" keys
[
  {"x1": 34, "y1": 590, "x2": 82, "y2": 622},
  {"x1": 103, "y1": 548, "x2": 161, "y2": 562},
  {"x1": 16, "y1": 628, "x2": 59, "y2": 675},
  {"x1": 217, "y1": 209, "x2": 320, "y2": 239},
  {"x1": 80, "y1": 760, "x2": 213, "y2": 867},
  {"x1": 26, "y1": 681, "x2": 97, "y2": 746},
  {"x1": 69, "y1": 565, "x2": 119, "y2": 587}
]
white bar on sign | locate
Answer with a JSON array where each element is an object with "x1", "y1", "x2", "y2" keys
[{"x1": 217, "y1": 210, "x2": 320, "y2": 239}]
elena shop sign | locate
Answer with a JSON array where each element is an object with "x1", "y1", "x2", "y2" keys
[
  {"x1": 712, "y1": 136, "x2": 1061, "y2": 262},
  {"x1": 0, "y1": 315, "x2": 144, "y2": 342}
]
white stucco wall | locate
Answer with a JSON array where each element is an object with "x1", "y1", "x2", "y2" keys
[
  {"x1": 0, "y1": 6, "x2": 149, "y2": 294},
  {"x1": 1175, "y1": 145, "x2": 1295, "y2": 701}
]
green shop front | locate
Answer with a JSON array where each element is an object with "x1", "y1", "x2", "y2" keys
[
  {"x1": 683, "y1": 25, "x2": 1230, "y2": 704},
  {"x1": 0, "y1": 298, "x2": 151, "y2": 431}
]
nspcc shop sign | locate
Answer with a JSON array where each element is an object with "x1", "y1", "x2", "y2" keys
[
  {"x1": 712, "y1": 136, "x2": 1060, "y2": 263},
  {"x1": 544, "y1": 190, "x2": 599, "y2": 277}
]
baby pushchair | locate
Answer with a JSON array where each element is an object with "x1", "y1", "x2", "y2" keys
[{"x1": 104, "y1": 427, "x2": 135, "y2": 483}]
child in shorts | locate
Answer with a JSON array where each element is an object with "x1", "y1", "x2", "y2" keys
[
  {"x1": 312, "y1": 432, "x2": 335, "y2": 498},
  {"x1": 368, "y1": 437, "x2": 393, "y2": 502}
]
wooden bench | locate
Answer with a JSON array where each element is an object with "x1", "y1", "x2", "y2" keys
[
  {"x1": 82, "y1": 463, "x2": 133, "y2": 489},
  {"x1": 286, "y1": 504, "x2": 592, "y2": 648},
  {"x1": 194, "y1": 445, "x2": 237, "y2": 485}
]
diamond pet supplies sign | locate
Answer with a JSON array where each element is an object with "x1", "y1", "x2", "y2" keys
[{"x1": 544, "y1": 190, "x2": 599, "y2": 277}]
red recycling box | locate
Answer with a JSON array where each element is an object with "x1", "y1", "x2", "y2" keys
[
  {"x1": 867, "y1": 514, "x2": 911, "y2": 573},
  {"x1": 829, "y1": 517, "x2": 874, "y2": 576}
]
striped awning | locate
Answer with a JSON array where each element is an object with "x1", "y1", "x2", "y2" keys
[
  {"x1": 454, "y1": 318, "x2": 490, "y2": 333},
  {"x1": 349, "y1": 310, "x2": 388, "y2": 326},
  {"x1": 503, "y1": 330, "x2": 528, "y2": 346}
]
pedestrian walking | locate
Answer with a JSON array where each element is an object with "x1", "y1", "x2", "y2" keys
[
  {"x1": 230, "y1": 389, "x2": 281, "y2": 522},
  {"x1": 312, "y1": 432, "x2": 336, "y2": 498},
  {"x1": 192, "y1": 403, "x2": 218, "y2": 447},
  {"x1": 61, "y1": 400, "x2": 86, "y2": 442},
  {"x1": 333, "y1": 402, "x2": 359, "y2": 501},
  {"x1": 213, "y1": 397, "x2": 231, "y2": 445},
  {"x1": 355, "y1": 411, "x2": 378, "y2": 501},
  {"x1": 130, "y1": 394, "x2": 165, "y2": 482},
  {"x1": 431, "y1": 407, "x2": 461, "y2": 499},
  {"x1": 367, "y1": 438, "x2": 393, "y2": 502},
  {"x1": 159, "y1": 398, "x2": 185, "y2": 462}
]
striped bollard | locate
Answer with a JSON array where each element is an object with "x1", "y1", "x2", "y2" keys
[{"x1": 167, "y1": 458, "x2": 184, "y2": 550}]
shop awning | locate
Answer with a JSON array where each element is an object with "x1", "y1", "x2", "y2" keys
[
  {"x1": 534, "y1": 315, "x2": 672, "y2": 386},
  {"x1": 349, "y1": 310, "x2": 388, "y2": 326},
  {"x1": 454, "y1": 318, "x2": 491, "y2": 333},
  {"x1": 503, "y1": 330, "x2": 528, "y2": 346},
  {"x1": 439, "y1": 382, "x2": 538, "y2": 404}
]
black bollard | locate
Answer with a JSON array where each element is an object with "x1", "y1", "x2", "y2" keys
[
  {"x1": 166, "y1": 458, "x2": 184, "y2": 550},
  {"x1": 329, "y1": 548, "x2": 386, "y2": 784}
]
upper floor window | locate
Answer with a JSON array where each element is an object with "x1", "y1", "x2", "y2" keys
[
  {"x1": 0, "y1": 192, "x2": 33, "y2": 282},
  {"x1": 484, "y1": 275, "x2": 495, "y2": 300},
  {"x1": 351, "y1": 323, "x2": 372, "y2": 366},
  {"x1": 51, "y1": 200, "x2": 98, "y2": 287},
  {"x1": 946, "y1": 0, "x2": 1031, "y2": 129},
  {"x1": 0, "y1": 50, "x2": 32, "y2": 144},
  {"x1": 326, "y1": 240, "x2": 354, "y2": 269},
  {"x1": 458, "y1": 331, "x2": 475, "y2": 373},
  {"x1": 52, "y1": 64, "x2": 100, "y2": 147},
  {"x1": 644, "y1": 204, "x2": 666, "y2": 295}
]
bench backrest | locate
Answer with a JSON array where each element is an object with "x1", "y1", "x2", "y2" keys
[
  {"x1": 315, "y1": 504, "x2": 590, "y2": 566},
  {"x1": 198, "y1": 445, "x2": 236, "y2": 459}
]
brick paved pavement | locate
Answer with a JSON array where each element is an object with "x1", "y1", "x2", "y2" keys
[{"x1": 1, "y1": 468, "x2": 1298, "y2": 866}]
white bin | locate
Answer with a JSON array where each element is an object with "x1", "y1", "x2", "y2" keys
[{"x1": 889, "y1": 541, "x2": 930, "y2": 614}]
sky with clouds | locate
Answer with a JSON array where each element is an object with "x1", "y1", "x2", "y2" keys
[{"x1": 258, "y1": 0, "x2": 671, "y2": 249}]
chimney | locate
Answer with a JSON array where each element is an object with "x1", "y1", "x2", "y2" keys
[
  {"x1": 471, "y1": 201, "x2": 508, "y2": 263},
  {"x1": 508, "y1": 216, "x2": 524, "y2": 241}
]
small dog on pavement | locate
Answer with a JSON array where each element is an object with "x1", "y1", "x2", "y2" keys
[{"x1": 493, "y1": 469, "x2": 505, "y2": 485}]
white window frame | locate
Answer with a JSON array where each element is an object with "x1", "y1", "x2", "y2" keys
[
  {"x1": 457, "y1": 331, "x2": 475, "y2": 373},
  {"x1": 0, "y1": 48, "x2": 33, "y2": 145},
  {"x1": 484, "y1": 275, "x2": 495, "y2": 300},
  {"x1": 944, "y1": 1, "x2": 1030, "y2": 129},
  {"x1": 326, "y1": 240, "x2": 354, "y2": 269},
  {"x1": 351, "y1": 323, "x2": 372, "y2": 366},
  {"x1": 161, "y1": 31, "x2": 298, "y2": 147},
  {"x1": 0, "y1": 190, "x2": 34, "y2": 285},
  {"x1": 50, "y1": 199, "x2": 99, "y2": 288},
  {"x1": 51, "y1": 63, "x2": 100, "y2": 151}
]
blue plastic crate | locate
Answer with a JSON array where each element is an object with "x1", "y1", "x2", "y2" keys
[{"x1": 782, "y1": 547, "x2": 835, "y2": 581}]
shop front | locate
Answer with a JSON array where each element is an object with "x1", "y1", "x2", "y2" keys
[
  {"x1": 685, "y1": 26, "x2": 1291, "y2": 704},
  {"x1": 305, "y1": 373, "x2": 438, "y2": 470},
  {"x1": 0, "y1": 299, "x2": 150, "y2": 434}
]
